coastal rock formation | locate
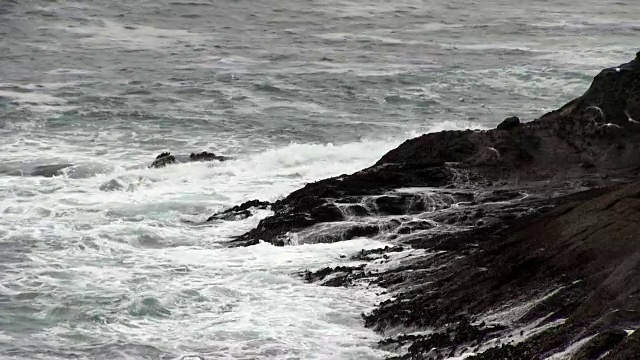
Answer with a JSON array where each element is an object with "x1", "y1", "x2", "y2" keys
[
  {"x1": 360, "y1": 181, "x2": 640, "y2": 359},
  {"x1": 150, "y1": 151, "x2": 230, "y2": 168},
  {"x1": 222, "y1": 53, "x2": 640, "y2": 358},
  {"x1": 232, "y1": 53, "x2": 640, "y2": 248}
]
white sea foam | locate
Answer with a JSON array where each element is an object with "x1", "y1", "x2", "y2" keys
[
  {"x1": 0, "y1": 127, "x2": 463, "y2": 359},
  {"x1": 54, "y1": 19, "x2": 200, "y2": 50},
  {"x1": 0, "y1": 90, "x2": 65, "y2": 105},
  {"x1": 0, "y1": 115, "x2": 482, "y2": 358}
]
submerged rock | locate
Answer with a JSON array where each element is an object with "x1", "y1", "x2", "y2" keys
[{"x1": 29, "y1": 163, "x2": 73, "y2": 177}]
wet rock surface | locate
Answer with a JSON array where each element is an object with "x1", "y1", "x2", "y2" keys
[
  {"x1": 150, "y1": 152, "x2": 176, "y2": 168},
  {"x1": 232, "y1": 54, "x2": 640, "y2": 246},
  {"x1": 497, "y1": 116, "x2": 521, "y2": 131},
  {"x1": 573, "y1": 329, "x2": 628, "y2": 360},
  {"x1": 223, "y1": 54, "x2": 640, "y2": 358},
  {"x1": 150, "y1": 151, "x2": 230, "y2": 168},
  {"x1": 206, "y1": 200, "x2": 271, "y2": 222}
]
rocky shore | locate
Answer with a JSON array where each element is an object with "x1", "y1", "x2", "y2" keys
[{"x1": 216, "y1": 53, "x2": 640, "y2": 359}]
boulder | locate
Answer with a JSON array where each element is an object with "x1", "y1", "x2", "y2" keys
[
  {"x1": 150, "y1": 151, "x2": 230, "y2": 168},
  {"x1": 150, "y1": 152, "x2": 176, "y2": 168},
  {"x1": 496, "y1": 116, "x2": 521, "y2": 130},
  {"x1": 189, "y1": 151, "x2": 231, "y2": 162}
]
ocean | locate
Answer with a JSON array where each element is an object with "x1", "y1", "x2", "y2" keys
[{"x1": 0, "y1": 0, "x2": 638, "y2": 358}]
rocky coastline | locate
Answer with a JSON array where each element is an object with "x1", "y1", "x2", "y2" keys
[{"x1": 211, "y1": 53, "x2": 640, "y2": 359}]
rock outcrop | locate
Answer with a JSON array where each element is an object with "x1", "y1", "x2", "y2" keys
[
  {"x1": 231, "y1": 53, "x2": 640, "y2": 248},
  {"x1": 357, "y1": 181, "x2": 640, "y2": 359},
  {"x1": 150, "y1": 151, "x2": 230, "y2": 168},
  {"x1": 220, "y1": 53, "x2": 640, "y2": 358},
  {"x1": 497, "y1": 116, "x2": 521, "y2": 131}
]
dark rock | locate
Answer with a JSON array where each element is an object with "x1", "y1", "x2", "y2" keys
[
  {"x1": 308, "y1": 203, "x2": 344, "y2": 223},
  {"x1": 381, "y1": 319, "x2": 507, "y2": 359},
  {"x1": 189, "y1": 151, "x2": 230, "y2": 162},
  {"x1": 363, "y1": 182, "x2": 640, "y2": 357},
  {"x1": 231, "y1": 51, "x2": 640, "y2": 249},
  {"x1": 374, "y1": 195, "x2": 409, "y2": 215},
  {"x1": 467, "y1": 344, "x2": 531, "y2": 360},
  {"x1": 519, "y1": 281, "x2": 590, "y2": 324},
  {"x1": 579, "y1": 54, "x2": 640, "y2": 126},
  {"x1": 395, "y1": 220, "x2": 434, "y2": 235},
  {"x1": 477, "y1": 190, "x2": 523, "y2": 203},
  {"x1": 351, "y1": 246, "x2": 405, "y2": 261},
  {"x1": 220, "y1": 54, "x2": 640, "y2": 358},
  {"x1": 207, "y1": 200, "x2": 270, "y2": 222},
  {"x1": 294, "y1": 222, "x2": 389, "y2": 244},
  {"x1": 150, "y1": 151, "x2": 230, "y2": 168},
  {"x1": 331, "y1": 223, "x2": 382, "y2": 242},
  {"x1": 150, "y1": 152, "x2": 176, "y2": 168},
  {"x1": 302, "y1": 264, "x2": 367, "y2": 287},
  {"x1": 602, "y1": 330, "x2": 640, "y2": 359},
  {"x1": 573, "y1": 329, "x2": 627, "y2": 360},
  {"x1": 497, "y1": 116, "x2": 521, "y2": 131},
  {"x1": 344, "y1": 204, "x2": 370, "y2": 217}
]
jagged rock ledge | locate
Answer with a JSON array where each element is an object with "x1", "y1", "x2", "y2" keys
[{"x1": 217, "y1": 53, "x2": 640, "y2": 358}]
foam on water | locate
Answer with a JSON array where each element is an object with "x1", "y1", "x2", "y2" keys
[
  {"x1": 0, "y1": 119, "x2": 586, "y2": 358},
  {"x1": 0, "y1": 89, "x2": 75, "y2": 113},
  {"x1": 2, "y1": 238, "x2": 394, "y2": 359},
  {"x1": 53, "y1": 19, "x2": 200, "y2": 51},
  {"x1": 1, "y1": 130, "x2": 464, "y2": 359}
]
